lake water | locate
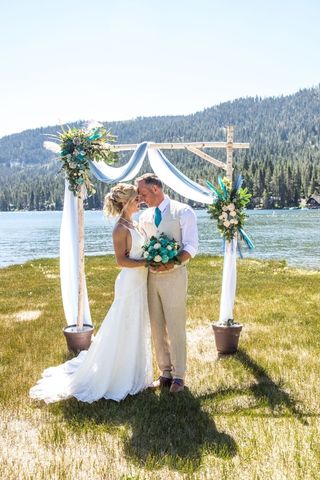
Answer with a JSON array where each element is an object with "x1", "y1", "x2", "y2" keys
[{"x1": 0, "y1": 209, "x2": 319, "y2": 269}]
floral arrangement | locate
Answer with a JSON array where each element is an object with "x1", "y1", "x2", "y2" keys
[
  {"x1": 142, "y1": 233, "x2": 180, "y2": 266},
  {"x1": 46, "y1": 124, "x2": 117, "y2": 197},
  {"x1": 207, "y1": 175, "x2": 254, "y2": 249}
]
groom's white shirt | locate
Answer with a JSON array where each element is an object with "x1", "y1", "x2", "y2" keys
[{"x1": 139, "y1": 195, "x2": 198, "y2": 258}]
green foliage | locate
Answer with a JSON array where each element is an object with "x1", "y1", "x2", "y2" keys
[
  {"x1": 207, "y1": 176, "x2": 252, "y2": 241},
  {"x1": 53, "y1": 125, "x2": 117, "y2": 197}
]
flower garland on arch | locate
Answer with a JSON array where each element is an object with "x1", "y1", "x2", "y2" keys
[
  {"x1": 206, "y1": 175, "x2": 254, "y2": 251},
  {"x1": 47, "y1": 124, "x2": 117, "y2": 197}
]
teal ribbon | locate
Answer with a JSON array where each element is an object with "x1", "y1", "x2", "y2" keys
[
  {"x1": 239, "y1": 228, "x2": 255, "y2": 250},
  {"x1": 206, "y1": 180, "x2": 224, "y2": 200},
  {"x1": 231, "y1": 174, "x2": 243, "y2": 199},
  {"x1": 88, "y1": 128, "x2": 103, "y2": 141}
]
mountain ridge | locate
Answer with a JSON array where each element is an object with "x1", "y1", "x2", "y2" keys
[{"x1": 0, "y1": 86, "x2": 319, "y2": 210}]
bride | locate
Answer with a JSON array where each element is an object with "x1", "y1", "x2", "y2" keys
[{"x1": 30, "y1": 183, "x2": 153, "y2": 403}]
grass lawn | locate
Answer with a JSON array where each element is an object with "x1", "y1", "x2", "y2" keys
[{"x1": 0, "y1": 255, "x2": 319, "y2": 479}]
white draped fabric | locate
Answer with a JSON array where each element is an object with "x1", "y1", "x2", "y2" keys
[
  {"x1": 219, "y1": 239, "x2": 237, "y2": 323},
  {"x1": 60, "y1": 183, "x2": 92, "y2": 326},
  {"x1": 89, "y1": 141, "x2": 149, "y2": 183},
  {"x1": 148, "y1": 147, "x2": 213, "y2": 204},
  {"x1": 54, "y1": 141, "x2": 215, "y2": 325}
]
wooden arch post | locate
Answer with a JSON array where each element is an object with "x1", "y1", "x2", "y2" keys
[
  {"x1": 226, "y1": 125, "x2": 234, "y2": 181},
  {"x1": 77, "y1": 184, "x2": 85, "y2": 330}
]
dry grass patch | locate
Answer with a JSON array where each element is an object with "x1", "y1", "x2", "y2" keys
[
  {"x1": 187, "y1": 324, "x2": 217, "y2": 363},
  {"x1": 15, "y1": 309, "x2": 42, "y2": 322}
]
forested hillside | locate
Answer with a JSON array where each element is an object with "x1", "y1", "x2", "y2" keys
[{"x1": 0, "y1": 87, "x2": 319, "y2": 210}]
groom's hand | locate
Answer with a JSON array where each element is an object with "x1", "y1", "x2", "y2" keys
[{"x1": 150, "y1": 261, "x2": 175, "y2": 272}]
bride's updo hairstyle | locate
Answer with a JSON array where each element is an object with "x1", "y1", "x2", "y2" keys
[{"x1": 103, "y1": 183, "x2": 137, "y2": 217}]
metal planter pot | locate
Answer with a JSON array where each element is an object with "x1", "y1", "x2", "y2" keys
[
  {"x1": 63, "y1": 324, "x2": 94, "y2": 354},
  {"x1": 212, "y1": 323, "x2": 242, "y2": 354}
]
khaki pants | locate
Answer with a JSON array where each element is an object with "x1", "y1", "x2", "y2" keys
[{"x1": 147, "y1": 266, "x2": 188, "y2": 380}]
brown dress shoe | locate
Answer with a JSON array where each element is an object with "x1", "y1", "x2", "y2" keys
[
  {"x1": 150, "y1": 376, "x2": 172, "y2": 389},
  {"x1": 169, "y1": 379, "x2": 184, "y2": 393}
]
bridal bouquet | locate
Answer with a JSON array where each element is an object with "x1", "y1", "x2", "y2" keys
[
  {"x1": 142, "y1": 233, "x2": 180, "y2": 266},
  {"x1": 45, "y1": 124, "x2": 117, "y2": 197},
  {"x1": 207, "y1": 175, "x2": 254, "y2": 249}
]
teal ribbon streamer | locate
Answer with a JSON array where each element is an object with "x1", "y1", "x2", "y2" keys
[
  {"x1": 239, "y1": 228, "x2": 255, "y2": 250},
  {"x1": 231, "y1": 174, "x2": 243, "y2": 199},
  {"x1": 206, "y1": 180, "x2": 223, "y2": 200},
  {"x1": 237, "y1": 240, "x2": 244, "y2": 259},
  {"x1": 88, "y1": 128, "x2": 103, "y2": 141}
]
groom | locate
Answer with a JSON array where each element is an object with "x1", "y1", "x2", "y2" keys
[{"x1": 136, "y1": 173, "x2": 198, "y2": 393}]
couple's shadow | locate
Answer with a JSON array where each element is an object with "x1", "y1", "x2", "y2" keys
[{"x1": 60, "y1": 386, "x2": 237, "y2": 472}]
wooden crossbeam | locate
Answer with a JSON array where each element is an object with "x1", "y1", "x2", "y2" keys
[
  {"x1": 186, "y1": 146, "x2": 227, "y2": 171},
  {"x1": 107, "y1": 141, "x2": 249, "y2": 152},
  {"x1": 104, "y1": 126, "x2": 249, "y2": 181}
]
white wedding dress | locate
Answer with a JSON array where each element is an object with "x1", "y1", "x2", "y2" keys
[{"x1": 29, "y1": 227, "x2": 153, "y2": 403}]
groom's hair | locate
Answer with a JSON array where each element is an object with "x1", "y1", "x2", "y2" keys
[{"x1": 135, "y1": 173, "x2": 163, "y2": 189}]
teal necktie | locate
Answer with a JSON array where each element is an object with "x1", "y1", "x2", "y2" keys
[{"x1": 154, "y1": 207, "x2": 162, "y2": 227}]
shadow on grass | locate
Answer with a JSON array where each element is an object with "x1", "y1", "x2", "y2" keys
[
  {"x1": 202, "y1": 348, "x2": 308, "y2": 424},
  {"x1": 59, "y1": 387, "x2": 237, "y2": 473}
]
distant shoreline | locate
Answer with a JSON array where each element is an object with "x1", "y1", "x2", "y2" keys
[{"x1": 0, "y1": 206, "x2": 316, "y2": 213}]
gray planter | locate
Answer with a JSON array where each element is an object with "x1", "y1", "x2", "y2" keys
[
  {"x1": 212, "y1": 323, "x2": 242, "y2": 354},
  {"x1": 63, "y1": 324, "x2": 94, "y2": 354}
]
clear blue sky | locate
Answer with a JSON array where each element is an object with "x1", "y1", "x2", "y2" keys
[{"x1": 1, "y1": 0, "x2": 319, "y2": 137}]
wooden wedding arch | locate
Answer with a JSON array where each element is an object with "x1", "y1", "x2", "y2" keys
[{"x1": 76, "y1": 126, "x2": 250, "y2": 328}]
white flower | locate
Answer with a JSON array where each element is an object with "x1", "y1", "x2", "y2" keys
[
  {"x1": 143, "y1": 251, "x2": 149, "y2": 258},
  {"x1": 234, "y1": 220, "x2": 239, "y2": 225},
  {"x1": 167, "y1": 245, "x2": 172, "y2": 250},
  {"x1": 222, "y1": 206, "x2": 228, "y2": 212},
  {"x1": 154, "y1": 243, "x2": 161, "y2": 249},
  {"x1": 228, "y1": 203, "x2": 235, "y2": 211},
  {"x1": 222, "y1": 212, "x2": 228, "y2": 219},
  {"x1": 87, "y1": 120, "x2": 103, "y2": 130},
  {"x1": 229, "y1": 219, "x2": 235, "y2": 224},
  {"x1": 154, "y1": 255, "x2": 162, "y2": 262},
  {"x1": 219, "y1": 215, "x2": 224, "y2": 220},
  {"x1": 230, "y1": 210, "x2": 237, "y2": 217},
  {"x1": 69, "y1": 162, "x2": 76, "y2": 169},
  {"x1": 223, "y1": 221, "x2": 230, "y2": 227}
]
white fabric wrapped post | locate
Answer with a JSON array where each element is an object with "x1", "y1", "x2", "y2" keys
[
  {"x1": 60, "y1": 183, "x2": 92, "y2": 326},
  {"x1": 59, "y1": 143, "x2": 149, "y2": 327},
  {"x1": 219, "y1": 238, "x2": 237, "y2": 323}
]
